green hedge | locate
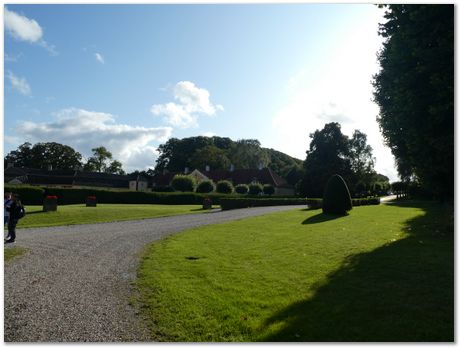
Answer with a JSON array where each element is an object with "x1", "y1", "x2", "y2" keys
[
  {"x1": 220, "y1": 197, "x2": 307, "y2": 210},
  {"x1": 4, "y1": 185, "x2": 45, "y2": 205},
  {"x1": 304, "y1": 197, "x2": 380, "y2": 210},
  {"x1": 4, "y1": 185, "x2": 233, "y2": 206},
  {"x1": 4, "y1": 184, "x2": 312, "y2": 207},
  {"x1": 352, "y1": 197, "x2": 381, "y2": 206}
]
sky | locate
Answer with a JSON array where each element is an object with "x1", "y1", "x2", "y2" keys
[{"x1": 3, "y1": 4, "x2": 399, "y2": 181}]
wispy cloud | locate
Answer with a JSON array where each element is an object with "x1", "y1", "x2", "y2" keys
[
  {"x1": 95, "y1": 52, "x2": 105, "y2": 64},
  {"x1": 4, "y1": 7, "x2": 57, "y2": 55},
  {"x1": 4, "y1": 52, "x2": 23, "y2": 62},
  {"x1": 7, "y1": 71, "x2": 31, "y2": 95},
  {"x1": 16, "y1": 108, "x2": 173, "y2": 172},
  {"x1": 151, "y1": 81, "x2": 223, "y2": 128}
]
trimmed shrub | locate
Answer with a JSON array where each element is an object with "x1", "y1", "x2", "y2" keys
[
  {"x1": 216, "y1": 180, "x2": 234, "y2": 194},
  {"x1": 248, "y1": 183, "x2": 263, "y2": 195},
  {"x1": 171, "y1": 175, "x2": 196, "y2": 192},
  {"x1": 263, "y1": 184, "x2": 275, "y2": 195},
  {"x1": 196, "y1": 180, "x2": 215, "y2": 193},
  {"x1": 322, "y1": 174, "x2": 353, "y2": 214},
  {"x1": 220, "y1": 197, "x2": 307, "y2": 210},
  {"x1": 235, "y1": 184, "x2": 249, "y2": 195}
]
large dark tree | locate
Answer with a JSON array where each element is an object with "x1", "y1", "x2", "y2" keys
[
  {"x1": 5, "y1": 142, "x2": 83, "y2": 170},
  {"x1": 189, "y1": 145, "x2": 231, "y2": 171},
  {"x1": 373, "y1": 5, "x2": 454, "y2": 199},
  {"x1": 299, "y1": 123, "x2": 353, "y2": 197},
  {"x1": 155, "y1": 136, "x2": 215, "y2": 172},
  {"x1": 229, "y1": 139, "x2": 270, "y2": 169}
]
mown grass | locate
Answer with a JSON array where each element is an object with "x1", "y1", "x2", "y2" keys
[
  {"x1": 4, "y1": 247, "x2": 27, "y2": 262},
  {"x1": 18, "y1": 204, "x2": 209, "y2": 228},
  {"x1": 136, "y1": 201, "x2": 453, "y2": 342}
]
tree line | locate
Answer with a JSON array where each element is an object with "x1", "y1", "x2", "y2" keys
[
  {"x1": 154, "y1": 136, "x2": 303, "y2": 185},
  {"x1": 373, "y1": 4, "x2": 453, "y2": 200},
  {"x1": 4, "y1": 128, "x2": 388, "y2": 198},
  {"x1": 4, "y1": 142, "x2": 125, "y2": 175}
]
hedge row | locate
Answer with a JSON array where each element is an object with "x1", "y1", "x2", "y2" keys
[
  {"x1": 4, "y1": 185, "x2": 301, "y2": 206},
  {"x1": 4, "y1": 185, "x2": 45, "y2": 205},
  {"x1": 4, "y1": 185, "x2": 234, "y2": 206},
  {"x1": 305, "y1": 197, "x2": 381, "y2": 210},
  {"x1": 220, "y1": 198, "x2": 308, "y2": 210}
]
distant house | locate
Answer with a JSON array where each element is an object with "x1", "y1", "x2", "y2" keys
[
  {"x1": 4, "y1": 166, "x2": 150, "y2": 191},
  {"x1": 153, "y1": 167, "x2": 295, "y2": 195}
]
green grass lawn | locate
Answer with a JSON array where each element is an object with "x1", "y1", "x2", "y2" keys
[
  {"x1": 18, "y1": 204, "x2": 209, "y2": 228},
  {"x1": 136, "y1": 201, "x2": 453, "y2": 342},
  {"x1": 4, "y1": 247, "x2": 27, "y2": 262}
]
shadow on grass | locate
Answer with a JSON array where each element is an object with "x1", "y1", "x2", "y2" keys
[
  {"x1": 302, "y1": 212, "x2": 347, "y2": 225},
  {"x1": 259, "y1": 200, "x2": 453, "y2": 342},
  {"x1": 25, "y1": 210, "x2": 46, "y2": 215}
]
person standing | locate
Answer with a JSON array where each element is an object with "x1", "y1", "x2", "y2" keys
[
  {"x1": 5, "y1": 194, "x2": 23, "y2": 243},
  {"x1": 4, "y1": 192, "x2": 12, "y2": 239},
  {"x1": 4, "y1": 192, "x2": 12, "y2": 224}
]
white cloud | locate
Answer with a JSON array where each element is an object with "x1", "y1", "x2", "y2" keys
[
  {"x1": 151, "y1": 81, "x2": 223, "y2": 128},
  {"x1": 271, "y1": 7, "x2": 398, "y2": 181},
  {"x1": 95, "y1": 52, "x2": 105, "y2": 64},
  {"x1": 4, "y1": 7, "x2": 57, "y2": 55},
  {"x1": 4, "y1": 7, "x2": 42, "y2": 42},
  {"x1": 16, "y1": 108, "x2": 173, "y2": 172},
  {"x1": 4, "y1": 52, "x2": 23, "y2": 62},
  {"x1": 7, "y1": 71, "x2": 31, "y2": 95}
]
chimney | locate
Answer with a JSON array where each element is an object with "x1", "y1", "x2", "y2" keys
[
  {"x1": 230, "y1": 164, "x2": 235, "y2": 172},
  {"x1": 7, "y1": 162, "x2": 14, "y2": 169},
  {"x1": 48, "y1": 164, "x2": 53, "y2": 171},
  {"x1": 258, "y1": 162, "x2": 264, "y2": 170},
  {"x1": 184, "y1": 167, "x2": 189, "y2": 174},
  {"x1": 205, "y1": 165, "x2": 210, "y2": 172},
  {"x1": 163, "y1": 168, "x2": 168, "y2": 175}
]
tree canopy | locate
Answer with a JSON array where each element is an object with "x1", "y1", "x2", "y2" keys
[
  {"x1": 298, "y1": 123, "x2": 386, "y2": 198},
  {"x1": 83, "y1": 146, "x2": 125, "y2": 174},
  {"x1": 5, "y1": 142, "x2": 125, "y2": 175},
  {"x1": 154, "y1": 136, "x2": 302, "y2": 183},
  {"x1": 373, "y1": 4, "x2": 453, "y2": 199},
  {"x1": 5, "y1": 142, "x2": 83, "y2": 170}
]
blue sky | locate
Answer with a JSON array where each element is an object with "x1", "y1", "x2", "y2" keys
[{"x1": 4, "y1": 4, "x2": 398, "y2": 180}]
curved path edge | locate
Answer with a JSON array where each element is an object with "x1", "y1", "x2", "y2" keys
[{"x1": 4, "y1": 205, "x2": 306, "y2": 342}]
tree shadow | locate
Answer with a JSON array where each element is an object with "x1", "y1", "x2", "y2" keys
[
  {"x1": 302, "y1": 212, "x2": 347, "y2": 225},
  {"x1": 25, "y1": 210, "x2": 46, "y2": 215},
  {"x1": 259, "y1": 201, "x2": 454, "y2": 342}
]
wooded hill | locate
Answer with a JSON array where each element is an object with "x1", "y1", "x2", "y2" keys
[{"x1": 154, "y1": 136, "x2": 304, "y2": 186}]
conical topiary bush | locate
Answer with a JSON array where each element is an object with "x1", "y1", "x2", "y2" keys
[{"x1": 322, "y1": 174, "x2": 353, "y2": 214}]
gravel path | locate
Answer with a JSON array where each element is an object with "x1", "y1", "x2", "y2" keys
[{"x1": 4, "y1": 205, "x2": 305, "y2": 342}]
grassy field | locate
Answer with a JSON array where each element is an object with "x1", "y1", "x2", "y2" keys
[
  {"x1": 136, "y1": 201, "x2": 453, "y2": 342},
  {"x1": 4, "y1": 247, "x2": 27, "y2": 262},
  {"x1": 17, "y1": 204, "x2": 209, "y2": 228}
]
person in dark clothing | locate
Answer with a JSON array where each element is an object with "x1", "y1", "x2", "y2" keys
[{"x1": 5, "y1": 194, "x2": 23, "y2": 243}]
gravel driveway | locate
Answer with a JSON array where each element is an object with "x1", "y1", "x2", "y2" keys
[{"x1": 4, "y1": 205, "x2": 305, "y2": 342}]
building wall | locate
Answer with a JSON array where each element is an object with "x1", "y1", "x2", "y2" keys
[
  {"x1": 138, "y1": 181, "x2": 148, "y2": 191},
  {"x1": 129, "y1": 180, "x2": 149, "y2": 191}
]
